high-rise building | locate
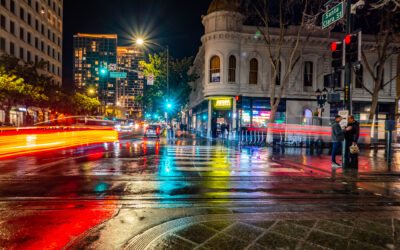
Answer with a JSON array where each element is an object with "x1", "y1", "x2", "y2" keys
[
  {"x1": 116, "y1": 47, "x2": 144, "y2": 118},
  {"x1": 72, "y1": 33, "x2": 117, "y2": 106},
  {"x1": 0, "y1": 0, "x2": 63, "y2": 85}
]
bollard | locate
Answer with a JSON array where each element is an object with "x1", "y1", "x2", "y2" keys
[
  {"x1": 249, "y1": 131, "x2": 253, "y2": 146},
  {"x1": 261, "y1": 131, "x2": 265, "y2": 146},
  {"x1": 387, "y1": 130, "x2": 392, "y2": 164},
  {"x1": 385, "y1": 120, "x2": 395, "y2": 169}
]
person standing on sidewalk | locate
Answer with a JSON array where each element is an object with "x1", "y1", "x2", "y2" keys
[
  {"x1": 331, "y1": 115, "x2": 345, "y2": 167},
  {"x1": 345, "y1": 115, "x2": 360, "y2": 168}
]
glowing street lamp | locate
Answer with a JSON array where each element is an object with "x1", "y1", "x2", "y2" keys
[
  {"x1": 136, "y1": 38, "x2": 144, "y2": 46},
  {"x1": 88, "y1": 89, "x2": 95, "y2": 95}
]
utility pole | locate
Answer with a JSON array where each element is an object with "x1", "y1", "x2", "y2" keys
[{"x1": 342, "y1": 0, "x2": 353, "y2": 169}]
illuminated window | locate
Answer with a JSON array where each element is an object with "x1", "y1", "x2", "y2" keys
[
  {"x1": 249, "y1": 58, "x2": 258, "y2": 84},
  {"x1": 228, "y1": 55, "x2": 236, "y2": 82},
  {"x1": 209, "y1": 56, "x2": 220, "y2": 83}
]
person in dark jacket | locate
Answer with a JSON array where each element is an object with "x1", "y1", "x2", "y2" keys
[
  {"x1": 331, "y1": 115, "x2": 345, "y2": 166},
  {"x1": 345, "y1": 115, "x2": 360, "y2": 168}
]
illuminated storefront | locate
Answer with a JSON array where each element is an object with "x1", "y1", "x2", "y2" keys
[
  {"x1": 238, "y1": 97, "x2": 286, "y2": 128},
  {"x1": 189, "y1": 96, "x2": 287, "y2": 138}
]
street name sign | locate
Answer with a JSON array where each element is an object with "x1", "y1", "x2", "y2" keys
[
  {"x1": 322, "y1": 2, "x2": 344, "y2": 29},
  {"x1": 338, "y1": 110, "x2": 349, "y2": 128},
  {"x1": 109, "y1": 72, "x2": 127, "y2": 78}
]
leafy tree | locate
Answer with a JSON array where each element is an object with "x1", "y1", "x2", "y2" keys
[
  {"x1": 0, "y1": 67, "x2": 25, "y2": 125},
  {"x1": 139, "y1": 52, "x2": 197, "y2": 118},
  {"x1": 71, "y1": 93, "x2": 101, "y2": 115},
  {"x1": 0, "y1": 55, "x2": 52, "y2": 124}
]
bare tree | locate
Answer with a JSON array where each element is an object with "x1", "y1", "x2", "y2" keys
[
  {"x1": 243, "y1": 0, "x2": 325, "y2": 122},
  {"x1": 358, "y1": 1, "x2": 400, "y2": 120}
]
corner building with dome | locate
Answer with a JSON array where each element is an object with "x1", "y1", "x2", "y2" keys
[{"x1": 188, "y1": 0, "x2": 398, "y2": 139}]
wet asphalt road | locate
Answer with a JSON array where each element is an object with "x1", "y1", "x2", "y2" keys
[{"x1": 0, "y1": 136, "x2": 400, "y2": 249}]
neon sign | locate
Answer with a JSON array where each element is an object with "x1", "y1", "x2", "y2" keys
[{"x1": 213, "y1": 99, "x2": 232, "y2": 109}]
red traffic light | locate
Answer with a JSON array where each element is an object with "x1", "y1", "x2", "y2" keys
[
  {"x1": 235, "y1": 95, "x2": 239, "y2": 101},
  {"x1": 345, "y1": 35, "x2": 351, "y2": 44},
  {"x1": 331, "y1": 42, "x2": 337, "y2": 52}
]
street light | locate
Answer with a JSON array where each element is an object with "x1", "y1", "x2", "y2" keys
[
  {"x1": 88, "y1": 89, "x2": 95, "y2": 95},
  {"x1": 315, "y1": 88, "x2": 328, "y2": 125},
  {"x1": 136, "y1": 38, "x2": 144, "y2": 45},
  {"x1": 315, "y1": 88, "x2": 328, "y2": 108},
  {"x1": 136, "y1": 37, "x2": 170, "y2": 122}
]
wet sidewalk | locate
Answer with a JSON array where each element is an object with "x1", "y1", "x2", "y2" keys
[
  {"x1": 276, "y1": 148, "x2": 400, "y2": 177},
  {"x1": 128, "y1": 213, "x2": 399, "y2": 250}
]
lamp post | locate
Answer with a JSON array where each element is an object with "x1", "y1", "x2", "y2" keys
[
  {"x1": 136, "y1": 37, "x2": 170, "y2": 125},
  {"x1": 315, "y1": 88, "x2": 328, "y2": 126},
  {"x1": 135, "y1": 38, "x2": 169, "y2": 100}
]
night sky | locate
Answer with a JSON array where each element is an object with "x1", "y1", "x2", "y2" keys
[{"x1": 62, "y1": 0, "x2": 211, "y2": 85}]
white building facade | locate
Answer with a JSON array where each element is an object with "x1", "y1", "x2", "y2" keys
[{"x1": 188, "y1": 0, "x2": 398, "y2": 138}]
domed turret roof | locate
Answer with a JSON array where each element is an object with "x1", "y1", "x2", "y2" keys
[{"x1": 207, "y1": 0, "x2": 239, "y2": 14}]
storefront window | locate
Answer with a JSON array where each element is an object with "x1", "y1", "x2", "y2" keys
[
  {"x1": 241, "y1": 110, "x2": 251, "y2": 127},
  {"x1": 252, "y1": 110, "x2": 271, "y2": 127},
  {"x1": 242, "y1": 97, "x2": 251, "y2": 109}
]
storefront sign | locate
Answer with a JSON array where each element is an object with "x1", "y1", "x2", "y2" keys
[{"x1": 213, "y1": 99, "x2": 232, "y2": 110}]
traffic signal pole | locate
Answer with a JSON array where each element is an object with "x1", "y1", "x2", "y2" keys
[{"x1": 342, "y1": 0, "x2": 352, "y2": 169}]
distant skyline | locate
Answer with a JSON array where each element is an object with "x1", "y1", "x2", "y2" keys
[{"x1": 63, "y1": 0, "x2": 211, "y2": 86}]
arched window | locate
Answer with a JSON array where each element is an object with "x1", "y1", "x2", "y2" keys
[
  {"x1": 303, "y1": 109, "x2": 313, "y2": 125},
  {"x1": 228, "y1": 55, "x2": 236, "y2": 82},
  {"x1": 249, "y1": 58, "x2": 258, "y2": 84},
  {"x1": 303, "y1": 61, "x2": 313, "y2": 87},
  {"x1": 209, "y1": 56, "x2": 220, "y2": 83}
]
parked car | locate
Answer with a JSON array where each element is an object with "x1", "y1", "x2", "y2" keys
[{"x1": 144, "y1": 125, "x2": 161, "y2": 138}]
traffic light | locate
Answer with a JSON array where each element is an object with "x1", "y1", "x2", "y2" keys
[
  {"x1": 100, "y1": 68, "x2": 107, "y2": 76},
  {"x1": 345, "y1": 32, "x2": 361, "y2": 64},
  {"x1": 235, "y1": 95, "x2": 242, "y2": 108},
  {"x1": 331, "y1": 41, "x2": 344, "y2": 69}
]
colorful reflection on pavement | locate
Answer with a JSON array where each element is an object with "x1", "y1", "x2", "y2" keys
[{"x1": 0, "y1": 138, "x2": 398, "y2": 249}]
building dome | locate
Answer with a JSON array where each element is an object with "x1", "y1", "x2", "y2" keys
[{"x1": 207, "y1": 0, "x2": 239, "y2": 14}]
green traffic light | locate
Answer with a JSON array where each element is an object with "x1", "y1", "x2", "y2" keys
[
  {"x1": 100, "y1": 68, "x2": 107, "y2": 75},
  {"x1": 167, "y1": 104, "x2": 172, "y2": 109}
]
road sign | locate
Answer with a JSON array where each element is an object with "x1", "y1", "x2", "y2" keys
[
  {"x1": 322, "y1": 2, "x2": 344, "y2": 29},
  {"x1": 338, "y1": 110, "x2": 349, "y2": 128},
  {"x1": 108, "y1": 64, "x2": 117, "y2": 71},
  {"x1": 109, "y1": 72, "x2": 127, "y2": 78},
  {"x1": 147, "y1": 74, "x2": 154, "y2": 85}
]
